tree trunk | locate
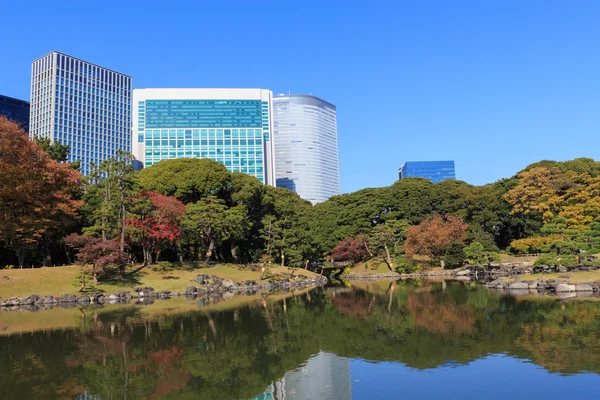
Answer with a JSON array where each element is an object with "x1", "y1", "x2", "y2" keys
[
  {"x1": 281, "y1": 252, "x2": 285, "y2": 267},
  {"x1": 259, "y1": 266, "x2": 266, "y2": 281},
  {"x1": 363, "y1": 241, "x2": 374, "y2": 257},
  {"x1": 120, "y1": 185, "x2": 126, "y2": 252},
  {"x1": 204, "y1": 234, "x2": 215, "y2": 264},
  {"x1": 17, "y1": 248, "x2": 25, "y2": 269},
  {"x1": 64, "y1": 241, "x2": 72, "y2": 265},
  {"x1": 43, "y1": 233, "x2": 53, "y2": 266},
  {"x1": 383, "y1": 243, "x2": 393, "y2": 271}
]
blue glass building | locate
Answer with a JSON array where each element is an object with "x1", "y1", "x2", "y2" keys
[
  {"x1": 132, "y1": 89, "x2": 275, "y2": 185},
  {"x1": 399, "y1": 161, "x2": 456, "y2": 183},
  {"x1": 29, "y1": 51, "x2": 132, "y2": 175},
  {"x1": 0, "y1": 95, "x2": 30, "y2": 132}
]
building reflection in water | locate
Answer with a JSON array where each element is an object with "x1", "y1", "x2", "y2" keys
[{"x1": 255, "y1": 351, "x2": 352, "y2": 400}]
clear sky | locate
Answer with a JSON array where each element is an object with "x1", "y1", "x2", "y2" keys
[{"x1": 2, "y1": 0, "x2": 599, "y2": 193}]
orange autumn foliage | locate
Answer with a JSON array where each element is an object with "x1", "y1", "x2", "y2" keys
[
  {"x1": 407, "y1": 292, "x2": 475, "y2": 334},
  {"x1": 0, "y1": 117, "x2": 83, "y2": 265},
  {"x1": 403, "y1": 215, "x2": 468, "y2": 263}
]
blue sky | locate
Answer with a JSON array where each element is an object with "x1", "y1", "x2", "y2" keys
[{"x1": 2, "y1": 1, "x2": 599, "y2": 193}]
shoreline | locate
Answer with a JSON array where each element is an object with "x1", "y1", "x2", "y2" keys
[{"x1": 0, "y1": 274, "x2": 328, "y2": 311}]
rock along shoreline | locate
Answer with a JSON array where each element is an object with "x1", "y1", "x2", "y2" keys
[{"x1": 0, "y1": 274, "x2": 328, "y2": 312}]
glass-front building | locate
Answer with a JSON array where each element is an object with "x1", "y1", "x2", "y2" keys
[
  {"x1": 399, "y1": 160, "x2": 456, "y2": 183},
  {"x1": 272, "y1": 94, "x2": 340, "y2": 204},
  {"x1": 29, "y1": 51, "x2": 131, "y2": 175},
  {"x1": 0, "y1": 95, "x2": 30, "y2": 132},
  {"x1": 132, "y1": 88, "x2": 275, "y2": 186}
]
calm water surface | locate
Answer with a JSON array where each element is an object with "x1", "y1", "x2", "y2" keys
[{"x1": 1, "y1": 280, "x2": 599, "y2": 399}]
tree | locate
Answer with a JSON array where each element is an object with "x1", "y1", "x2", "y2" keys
[
  {"x1": 404, "y1": 215, "x2": 468, "y2": 267},
  {"x1": 65, "y1": 234, "x2": 129, "y2": 284},
  {"x1": 331, "y1": 236, "x2": 369, "y2": 264},
  {"x1": 463, "y1": 242, "x2": 501, "y2": 266},
  {"x1": 368, "y1": 220, "x2": 410, "y2": 271},
  {"x1": 138, "y1": 158, "x2": 231, "y2": 204},
  {"x1": 0, "y1": 117, "x2": 83, "y2": 267},
  {"x1": 84, "y1": 151, "x2": 135, "y2": 250},
  {"x1": 181, "y1": 196, "x2": 235, "y2": 263},
  {"x1": 128, "y1": 191, "x2": 186, "y2": 265},
  {"x1": 33, "y1": 135, "x2": 80, "y2": 170},
  {"x1": 503, "y1": 167, "x2": 578, "y2": 223}
]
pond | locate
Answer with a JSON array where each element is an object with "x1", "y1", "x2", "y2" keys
[{"x1": 1, "y1": 280, "x2": 599, "y2": 399}]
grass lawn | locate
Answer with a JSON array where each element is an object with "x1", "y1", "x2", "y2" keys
[
  {"x1": 347, "y1": 258, "x2": 396, "y2": 275},
  {"x1": 0, "y1": 263, "x2": 320, "y2": 298}
]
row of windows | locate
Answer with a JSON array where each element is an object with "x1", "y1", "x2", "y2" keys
[
  {"x1": 142, "y1": 128, "x2": 262, "y2": 140},
  {"x1": 142, "y1": 100, "x2": 266, "y2": 129},
  {"x1": 144, "y1": 138, "x2": 263, "y2": 147}
]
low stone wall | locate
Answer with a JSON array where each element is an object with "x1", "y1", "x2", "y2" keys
[
  {"x1": 0, "y1": 275, "x2": 328, "y2": 312},
  {"x1": 485, "y1": 278, "x2": 600, "y2": 294}
]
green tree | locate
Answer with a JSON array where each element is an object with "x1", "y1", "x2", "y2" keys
[
  {"x1": 138, "y1": 158, "x2": 231, "y2": 204},
  {"x1": 83, "y1": 152, "x2": 136, "y2": 275},
  {"x1": 368, "y1": 220, "x2": 410, "y2": 271},
  {"x1": 463, "y1": 242, "x2": 501, "y2": 266}
]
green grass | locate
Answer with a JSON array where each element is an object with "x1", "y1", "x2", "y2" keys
[
  {"x1": 347, "y1": 258, "x2": 396, "y2": 275},
  {"x1": 0, "y1": 264, "x2": 321, "y2": 298}
]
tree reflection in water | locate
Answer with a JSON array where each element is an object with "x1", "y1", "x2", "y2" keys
[{"x1": 1, "y1": 280, "x2": 600, "y2": 399}]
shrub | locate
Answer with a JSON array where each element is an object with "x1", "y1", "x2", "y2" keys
[{"x1": 533, "y1": 253, "x2": 558, "y2": 266}]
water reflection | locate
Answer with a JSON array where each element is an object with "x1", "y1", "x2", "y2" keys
[{"x1": 1, "y1": 280, "x2": 600, "y2": 399}]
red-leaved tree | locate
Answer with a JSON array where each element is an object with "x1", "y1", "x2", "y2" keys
[
  {"x1": 65, "y1": 234, "x2": 129, "y2": 284},
  {"x1": 331, "y1": 236, "x2": 369, "y2": 264},
  {"x1": 403, "y1": 215, "x2": 468, "y2": 267},
  {"x1": 0, "y1": 117, "x2": 83, "y2": 267},
  {"x1": 127, "y1": 191, "x2": 186, "y2": 265}
]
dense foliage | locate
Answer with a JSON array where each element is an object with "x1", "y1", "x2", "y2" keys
[{"x1": 2, "y1": 115, "x2": 600, "y2": 272}]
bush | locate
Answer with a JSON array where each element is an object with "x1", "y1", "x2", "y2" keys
[
  {"x1": 558, "y1": 255, "x2": 578, "y2": 267},
  {"x1": 444, "y1": 243, "x2": 466, "y2": 269},
  {"x1": 533, "y1": 253, "x2": 558, "y2": 266}
]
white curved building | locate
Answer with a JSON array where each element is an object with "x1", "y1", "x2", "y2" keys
[{"x1": 272, "y1": 94, "x2": 340, "y2": 204}]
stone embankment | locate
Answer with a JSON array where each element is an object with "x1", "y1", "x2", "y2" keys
[
  {"x1": 0, "y1": 274, "x2": 327, "y2": 312},
  {"x1": 485, "y1": 278, "x2": 600, "y2": 294}
]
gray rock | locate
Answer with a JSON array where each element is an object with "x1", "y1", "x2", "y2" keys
[
  {"x1": 77, "y1": 295, "x2": 91, "y2": 304},
  {"x1": 509, "y1": 282, "x2": 530, "y2": 290},
  {"x1": 575, "y1": 284, "x2": 594, "y2": 292},
  {"x1": 528, "y1": 282, "x2": 538, "y2": 289},
  {"x1": 222, "y1": 279, "x2": 235, "y2": 288},
  {"x1": 456, "y1": 270, "x2": 471, "y2": 277},
  {"x1": 43, "y1": 296, "x2": 55, "y2": 304},
  {"x1": 185, "y1": 286, "x2": 197, "y2": 294},
  {"x1": 556, "y1": 284, "x2": 577, "y2": 292},
  {"x1": 108, "y1": 294, "x2": 119, "y2": 300},
  {"x1": 558, "y1": 266, "x2": 568, "y2": 273}
]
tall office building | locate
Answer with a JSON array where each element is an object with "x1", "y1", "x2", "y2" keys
[
  {"x1": 0, "y1": 95, "x2": 30, "y2": 132},
  {"x1": 253, "y1": 352, "x2": 352, "y2": 400},
  {"x1": 272, "y1": 94, "x2": 340, "y2": 204},
  {"x1": 30, "y1": 51, "x2": 131, "y2": 175},
  {"x1": 132, "y1": 88, "x2": 276, "y2": 185},
  {"x1": 398, "y1": 160, "x2": 456, "y2": 183}
]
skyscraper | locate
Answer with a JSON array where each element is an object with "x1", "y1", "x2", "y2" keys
[
  {"x1": 132, "y1": 88, "x2": 276, "y2": 185},
  {"x1": 272, "y1": 94, "x2": 340, "y2": 204},
  {"x1": 30, "y1": 51, "x2": 131, "y2": 175},
  {"x1": 398, "y1": 160, "x2": 456, "y2": 183},
  {"x1": 0, "y1": 95, "x2": 30, "y2": 132}
]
